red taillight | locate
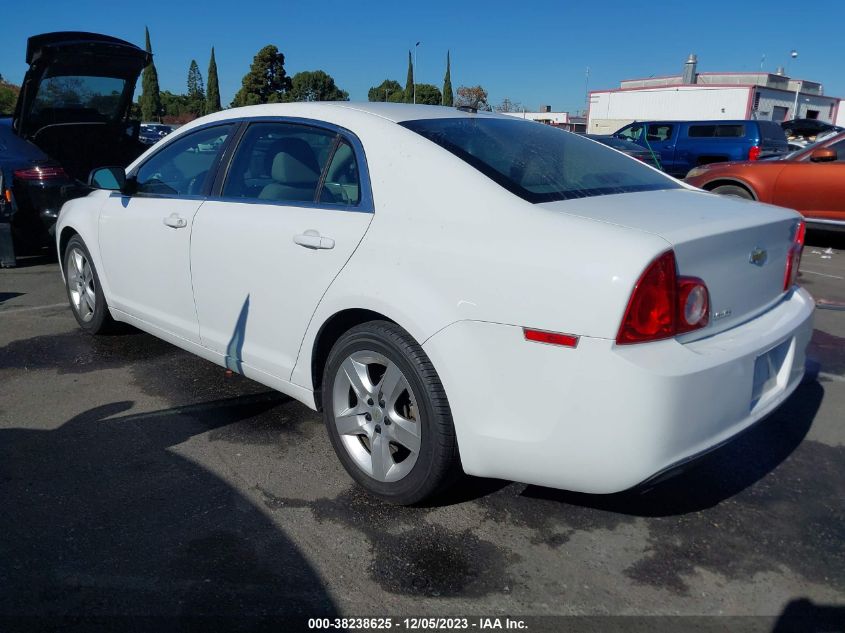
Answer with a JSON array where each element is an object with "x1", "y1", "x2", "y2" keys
[
  {"x1": 13, "y1": 166, "x2": 67, "y2": 180},
  {"x1": 748, "y1": 145, "x2": 761, "y2": 161},
  {"x1": 783, "y1": 220, "x2": 806, "y2": 291},
  {"x1": 616, "y1": 250, "x2": 710, "y2": 345},
  {"x1": 524, "y1": 328, "x2": 579, "y2": 348}
]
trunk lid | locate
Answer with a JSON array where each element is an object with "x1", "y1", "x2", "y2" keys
[
  {"x1": 542, "y1": 188, "x2": 802, "y2": 337},
  {"x1": 13, "y1": 32, "x2": 150, "y2": 140}
]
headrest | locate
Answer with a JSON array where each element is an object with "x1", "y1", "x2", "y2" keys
[{"x1": 270, "y1": 138, "x2": 320, "y2": 184}]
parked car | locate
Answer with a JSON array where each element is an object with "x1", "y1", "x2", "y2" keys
[
  {"x1": 782, "y1": 118, "x2": 843, "y2": 150},
  {"x1": 58, "y1": 103, "x2": 813, "y2": 504},
  {"x1": 139, "y1": 123, "x2": 173, "y2": 145},
  {"x1": 614, "y1": 120, "x2": 788, "y2": 178},
  {"x1": 686, "y1": 130, "x2": 845, "y2": 232},
  {"x1": 584, "y1": 134, "x2": 663, "y2": 169},
  {"x1": 0, "y1": 32, "x2": 149, "y2": 265}
]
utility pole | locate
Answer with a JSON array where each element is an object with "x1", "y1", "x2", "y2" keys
[{"x1": 790, "y1": 50, "x2": 800, "y2": 119}]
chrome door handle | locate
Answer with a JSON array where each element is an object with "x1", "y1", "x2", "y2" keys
[
  {"x1": 163, "y1": 213, "x2": 187, "y2": 229},
  {"x1": 294, "y1": 230, "x2": 335, "y2": 250}
]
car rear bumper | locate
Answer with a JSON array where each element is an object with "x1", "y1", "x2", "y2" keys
[
  {"x1": 805, "y1": 218, "x2": 845, "y2": 233},
  {"x1": 422, "y1": 287, "x2": 815, "y2": 494}
]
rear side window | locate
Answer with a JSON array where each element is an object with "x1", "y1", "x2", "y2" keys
[
  {"x1": 135, "y1": 124, "x2": 233, "y2": 196},
  {"x1": 759, "y1": 122, "x2": 787, "y2": 142},
  {"x1": 223, "y1": 122, "x2": 336, "y2": 202},
  {"x1": 320, "y1": 140, "x2": 361, "y2": 205},
  {"x1": 688, "y1": 124, "x2": 745, "y2": 138},
  {"x1": 401, "y1": 117, "x2": 680, "y2": 203},
  {"x1": 646, "y1": 124, "x2": 673, "y2": 141}
]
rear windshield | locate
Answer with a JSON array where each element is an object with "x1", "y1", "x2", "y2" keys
[
  {"x1": 33, "y1": 74, "x2": 126, "y2": 121},
  {"x1": 688, "y1": 124, "x2": 745, "y2": 138},
  {"x1": 400, "y1": 117, "x2": 680, "y2": 203}
]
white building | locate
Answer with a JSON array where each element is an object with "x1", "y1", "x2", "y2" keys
[
  {"x1": 501, "y1": 107, "x2": 586, "y2": 132},
  {"x1": 587, "y1": 55, "x2": 841, "y2": 135}
]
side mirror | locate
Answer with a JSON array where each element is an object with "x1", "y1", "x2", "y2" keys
[
  {"x1": 88, "y1": 166, "x2": 127, "y2": 191},
  {"x1": 809, "y1": 148, "x2": 837, "y2": 163}
]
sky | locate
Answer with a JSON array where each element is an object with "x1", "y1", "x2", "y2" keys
[{"x1": 3, "y1": 0, "x2": 845, "y2": 113}]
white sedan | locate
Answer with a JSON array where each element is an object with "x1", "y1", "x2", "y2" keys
[{"x1": 57, "y1": 103, "x2": 814, "y2": 504}]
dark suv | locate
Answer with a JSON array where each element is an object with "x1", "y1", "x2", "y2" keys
[
  {"x1": 0, "y1": 32, "x2": 149, "y2": 266},
  {"x1": 613, "y1": 120, "x2": 788, "y2": 179}
]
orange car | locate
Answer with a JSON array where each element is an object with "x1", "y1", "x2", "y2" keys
[{"x1": 685, "y1": 131, "x2": 845, "y2": 231}]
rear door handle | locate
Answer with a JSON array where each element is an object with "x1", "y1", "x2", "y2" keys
[
  {"x1": 163, "y1": 213, "x2": 187, "y2": 229},
  {"x1": 294, "y1": 229, "x2": 335, "y2": 250}
]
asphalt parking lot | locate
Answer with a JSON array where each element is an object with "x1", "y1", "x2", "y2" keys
[{"x1": 1, "y1": 232, "x2": 843, "y2": 629}]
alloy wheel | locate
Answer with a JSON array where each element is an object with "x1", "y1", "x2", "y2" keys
[
  {"x1": 67, "y1": 247, "x2": 96, "y2": 322},
  {"x1": 332, "y1": 350, "x2": 421, "y2": 482}
]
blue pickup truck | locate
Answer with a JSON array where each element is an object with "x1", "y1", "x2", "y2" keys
[{"x1": 613, "y1": 120, "x2": 788, "y2": 179}]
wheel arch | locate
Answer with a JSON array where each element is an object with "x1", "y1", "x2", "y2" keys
[
  {"x1": 58, "y1": 226, "x2": 79, "y2": 277},
  {"x1": 701, "y1": 178, "x2": 758, "y2": 200},
  {"x1": 310, "y1": 308, "x2": 397, "y2": 410}
]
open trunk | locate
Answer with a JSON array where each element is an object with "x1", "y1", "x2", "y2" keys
[
  {"x1": 543, "y1": 188, "x2": 803, "y2": 337},
  {"x1": 13, "y1": 32, "x2": 151, "y2": 180}
]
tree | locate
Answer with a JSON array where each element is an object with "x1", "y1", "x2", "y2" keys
[
  {"x1": 456, "y1": 85, "x2": 491, "y2": 111},
  {"x1": 495, "y1": 97, "x2": 523, "y2": 113},
  {"x1": 206, "y1": 47, "x2": 222, "y2": 113},
  {"x1": 286, "y1": 70, "x2": 348, "y2": 102},
  {"x1": 159, "y1": 90, "x2": 196, "y2": 124},
  {"x1": 367, "y1": 79, "x2": 403, "y2": 102},
  {"x1": 404, "y1": 50, "x2": 414, "y2": 103},
  {"x1": 414, "y1": 84, "x2": 442, "y2": 106},
  {"x1": 186, "y1": 60, "x2": 205, "y2": 116},
  {"x1": 442, "y1": 51, "x2": 453, "y2": 107},
  {"x1": 139, "y1": 27, "x2": 162, "y2": 122},
  {"x1": 231, "y1": 45, "x2": 292, "y2": 107},
  {"x1": 0, "y1": 79, "x2": 19, "y2": 116}
]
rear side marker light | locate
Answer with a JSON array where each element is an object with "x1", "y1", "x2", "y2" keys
[{"x1": 524, "y1": 328, "x2": 579, "y2": 348}]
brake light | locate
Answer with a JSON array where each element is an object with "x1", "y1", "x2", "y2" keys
[
  {"x1": 616, "y1": 250, "x2": 710, "y2": 344},
  {"x1": 783, "y1": 220, "x2": 806, "y2": 291},
  {"x1": 13, "y1": 166, "x2": 67, "y2": 180},
  {"x1": 524, "y1": 328, "x2": 579, "y2": 348},
  {"x1": 748, "y1": 145, "x2": 761, "y2": 161}
]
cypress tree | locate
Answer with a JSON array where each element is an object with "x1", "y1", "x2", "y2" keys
[
  {"x1": 139, "y1": 27, "x2": 162, "y2": 122},
  {"x1": 187, "y1": 59, "x2": 205, "y2": 116},
  {"x1": 404, "y1": 50, "x2": 414, "y2": 103},
  {"x1": 442, "y1": 50, "x2": 453, "y2": 107},
  {"x1": 206, "y1": 47, "x2": 222, "y2": 113}
]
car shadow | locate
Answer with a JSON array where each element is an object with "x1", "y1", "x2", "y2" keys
[
  {"x1": 772, "y1": 598, "x2": 845, "y2": 633},
  {"x1": 0, "y1": 394, "x2": 337, "y2": 628},
  {"x1": 502, "y1": 380, "x2": 824, "y2": 517}
]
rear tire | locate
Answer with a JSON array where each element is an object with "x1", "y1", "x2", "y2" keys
[
  {"x1": 63, "y1": 235, "x2": 116, "y2": 335},
  {"x1": 322, "y1": 320, "x2": 460, "y2": 505},
  {"x1": 710, "y1": 184, "x2": 754, "y2": 200}
]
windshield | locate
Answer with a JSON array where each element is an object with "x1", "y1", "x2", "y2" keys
[
  {"x1": 32, "y1": 74, "x2": 126, "y2": 121},
  {"x1": 401, "y1": 117, "x2": 680, "y2": 203}
]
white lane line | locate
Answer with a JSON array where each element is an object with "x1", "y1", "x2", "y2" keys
[
  {"x1": 0, "y1": 303, "x2": 68, "y2": 315},
  {"x1": 802, "y1": 269, "x2": 845, "y2": 280},
  {"x1": 819, "y1": 372, "x2": 845, "y2": 383}
]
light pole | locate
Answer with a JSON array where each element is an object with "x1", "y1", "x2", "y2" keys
[
  {"x1": 414, "y1": 41, "x2": 421, "y2": 104},
  {"x1": 790, "y1": 50, "x2": 800, "y2": 120}
]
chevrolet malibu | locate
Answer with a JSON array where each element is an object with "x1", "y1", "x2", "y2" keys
[{"x1": 56, "y1": 103, "x2": 814, "y2": 504}]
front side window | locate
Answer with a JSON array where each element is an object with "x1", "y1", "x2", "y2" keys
[
  {"x1": 223, "y1": 122, "x2": 336, "y2": 202},
  {"x1": 617, "y1": 123, "x2": 643, "y2": 142},
  {"x1": 401, "y1": 117, "x2": 680, "y2": 203},
  {"x1": 135, "y1": 124, "x2": 233, "y2": 196},
  {"x1": 828, "y1": 139, "x2": 845, "y2": 161}
]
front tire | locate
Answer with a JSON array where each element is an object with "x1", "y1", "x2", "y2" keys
[
  {"x1": 322, "y1": 321, "x2": 460, "y2": 505},
  {"x1": 63, "y1": 235, "x2": 116, "y2": 334}
]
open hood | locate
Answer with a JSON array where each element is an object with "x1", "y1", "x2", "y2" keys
[{"x1": 13, "y1": 32, "x2": 151, "y2": 139}]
